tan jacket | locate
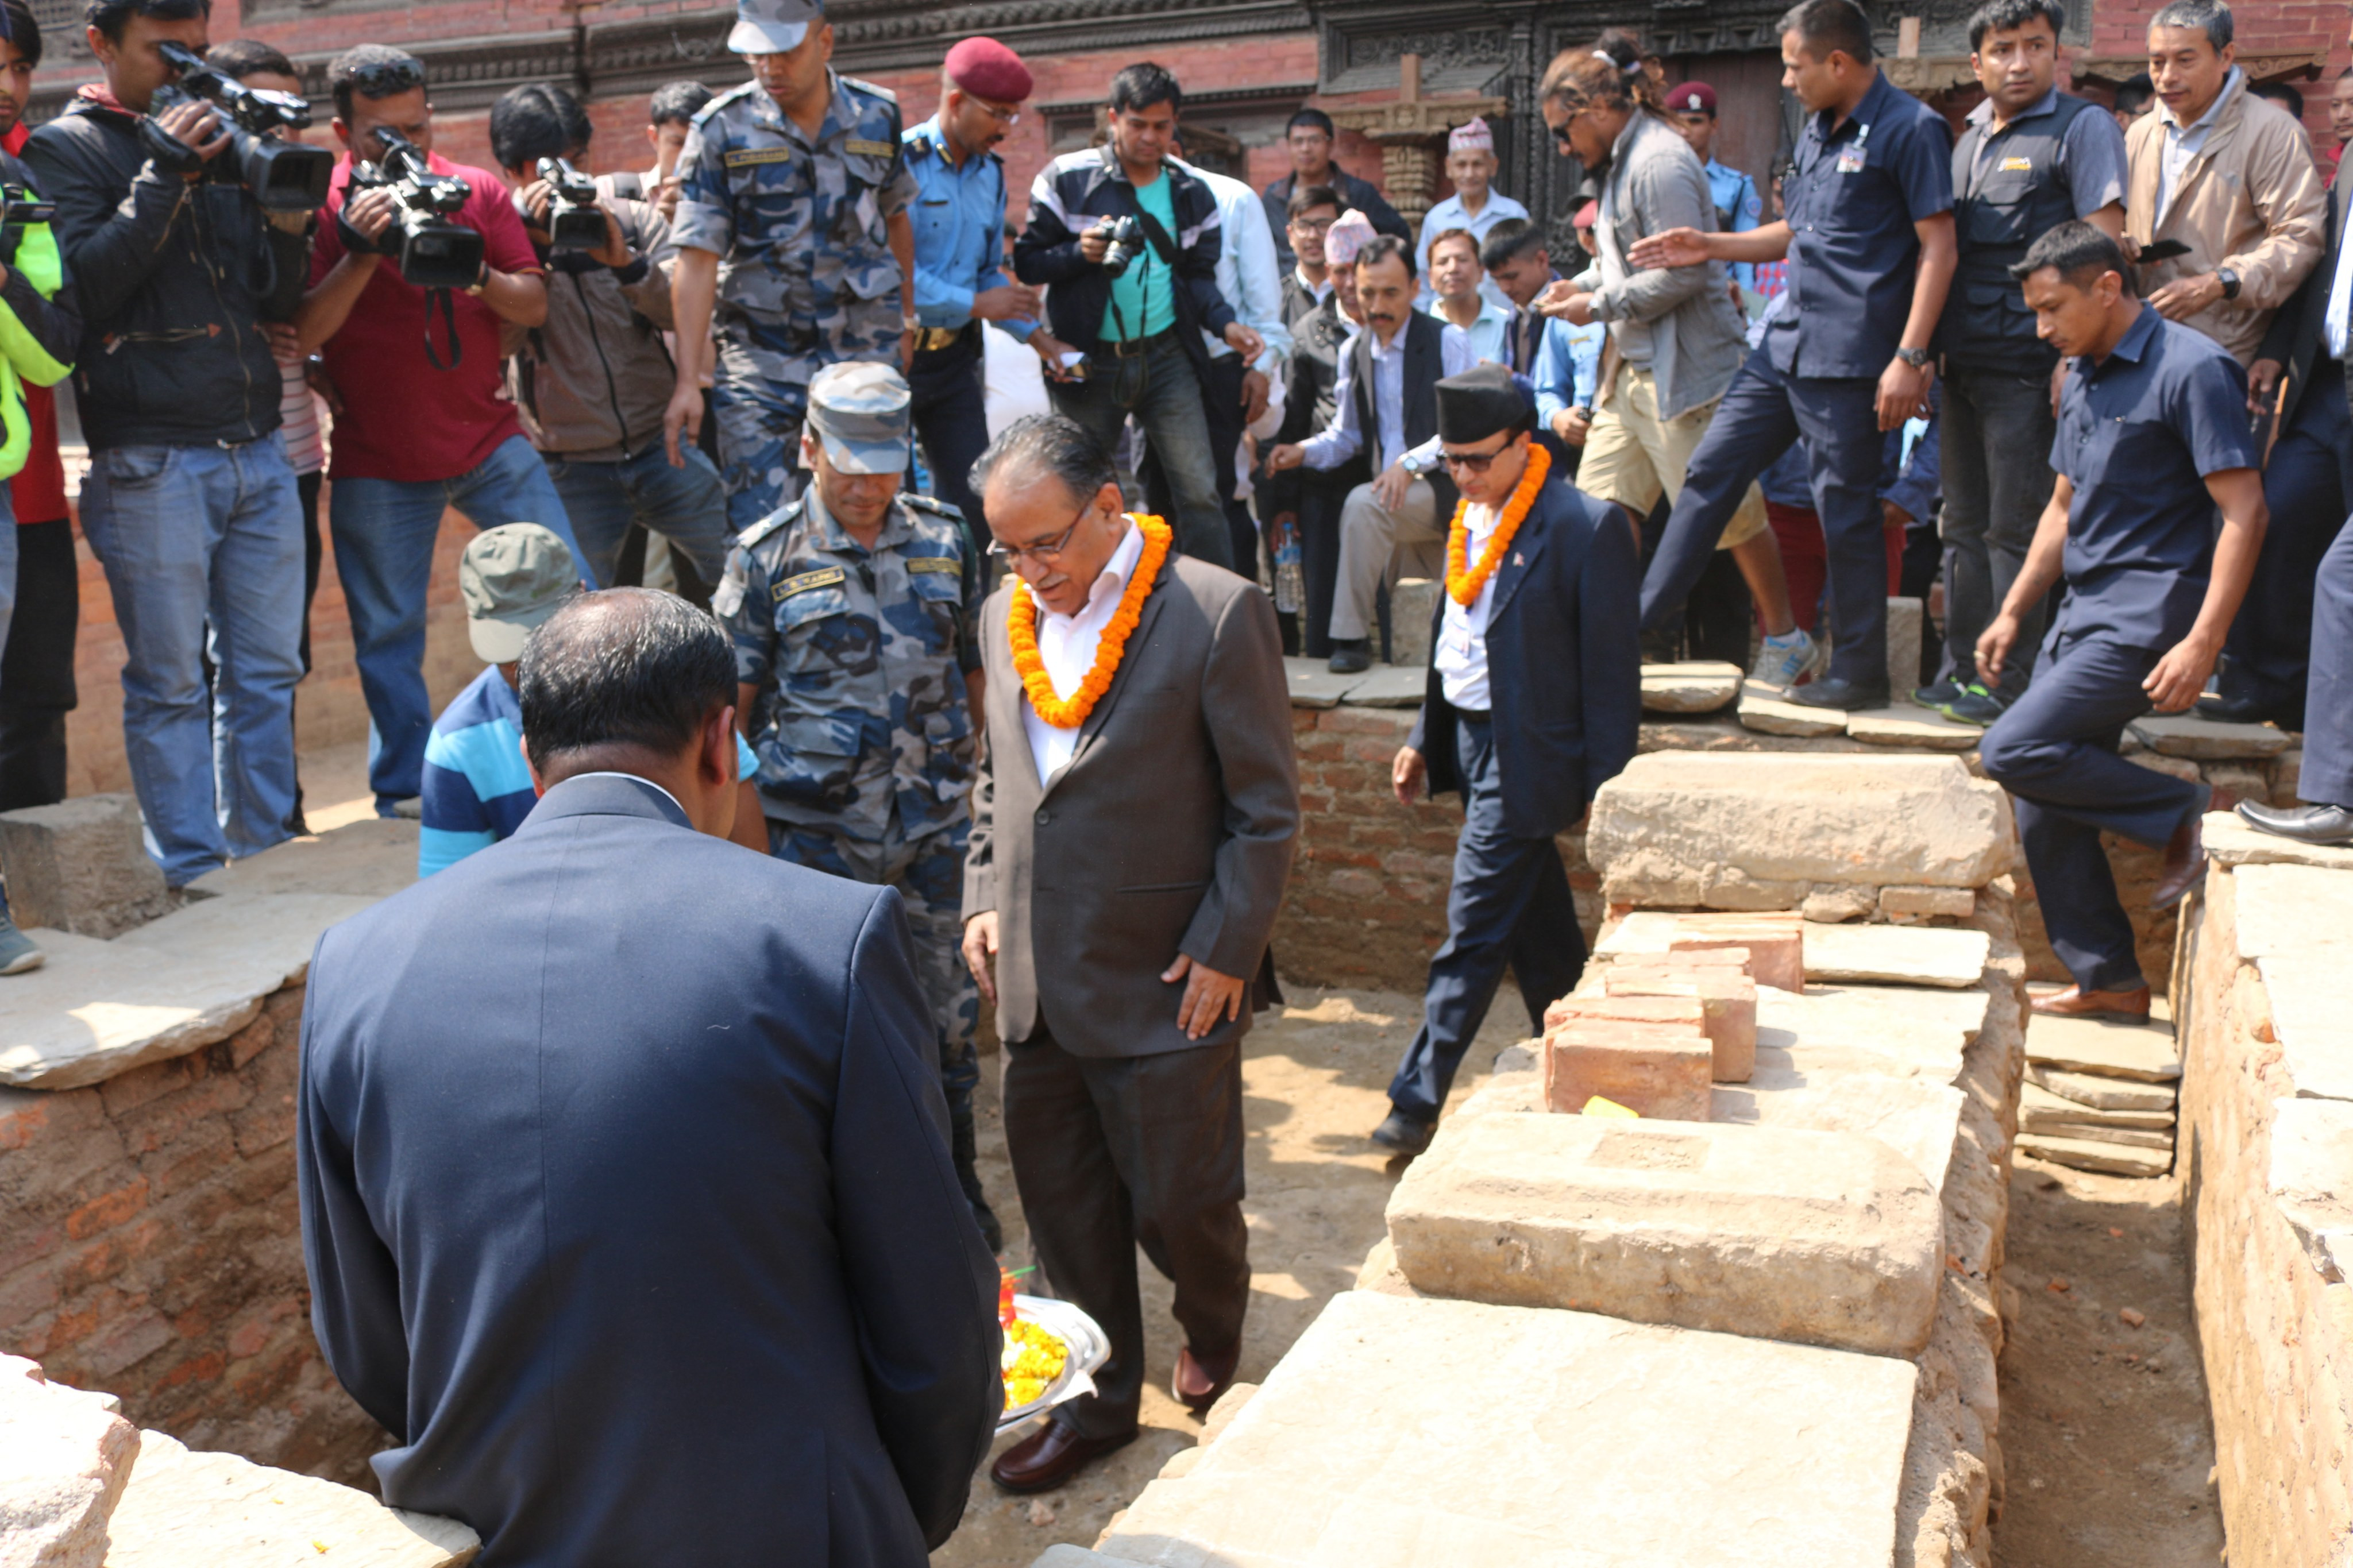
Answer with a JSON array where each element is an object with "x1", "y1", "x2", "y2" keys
[
  {"x1": 2126, "y1": 71, "x2": 2326, "y2": 365},
  {"x1": 963, "y1": 543, "x2": 1298, "y2": 1058}
]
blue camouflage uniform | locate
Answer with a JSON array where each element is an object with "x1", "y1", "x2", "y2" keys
[{"x1": 672, "y1": 73, "x2": 919, "y2": 532}]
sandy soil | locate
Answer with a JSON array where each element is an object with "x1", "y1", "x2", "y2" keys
[{"x1": 931, "y1": 985, "x2": 1529, "y2": 1567}]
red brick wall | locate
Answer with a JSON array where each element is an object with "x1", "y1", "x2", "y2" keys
[{"x1": 0, "y1": 985, "x2": 385, "y2": 1484}]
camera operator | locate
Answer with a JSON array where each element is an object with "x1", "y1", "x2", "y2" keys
[
  {"x1": 295, "y1": 45, "x2": 588, "y2": 818},
  {"x1": 24, "y1": 0, "x2": 310, "y2": 888},
  {"x1": 489, "y1": 82, "x2": 730, "y2": 597}
]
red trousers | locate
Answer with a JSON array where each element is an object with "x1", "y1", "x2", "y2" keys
[{"x1": 1763, "y1": 501, "x2": 1905, "y2": 633}]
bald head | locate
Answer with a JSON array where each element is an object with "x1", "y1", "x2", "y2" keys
[{"x1": 518, "y1": 588, "x2": 735, "y2": 779}]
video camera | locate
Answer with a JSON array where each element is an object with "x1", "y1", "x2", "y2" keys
[
  {"x1": 348, "y1": 127, "x2": 484, "y2": 291},
  {"x1": 533, "y1": 157, "x2": 606, "y2": 253},
  {"x1": 148, "y1": 41, "x2": 334, "y2": 213}
]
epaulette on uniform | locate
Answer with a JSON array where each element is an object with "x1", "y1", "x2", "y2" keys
[
  {"x1": 735, "y1": 496, "x2": 808, "y2": 552},
  {"x1": 693, "y1": 80, "x2": 759, "y2": 128},
  {"x1": 899, "y1": 492, "x2": 966, "y2": 524},
  {"x1": 840, "y1": 75, "x2": 899, "y2": 107}
]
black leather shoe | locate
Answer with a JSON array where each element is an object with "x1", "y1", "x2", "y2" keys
[
  {"x1": 1788, "y1": 675, "x2": 1891, "y2": 712},
  {"x1": 1370, "y1": 1109, "x2": 1434, "y2": 1155},
  {"x1": 989, "y1": 1419, "x2": 1137, "y2": 1494},
  {"x1": 2237, "y1": 800, "x2": 2353, "y2": 846},
  {"x1": 2196, "y1": 690, "x2": 2296, "y2": 727},
  {"x1": 1327, "y1": 639, "x2": 1372, "y2": 674}
]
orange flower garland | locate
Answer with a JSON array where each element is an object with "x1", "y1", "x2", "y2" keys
[
  {"x1": 1444, "y1": 442, "x2": 1551, "y2": 606},
  {"x1": 1008, "y1": 513, "x2": 1174, "y2": 729}
]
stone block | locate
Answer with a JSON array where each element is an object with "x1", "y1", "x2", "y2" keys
[
  {"x1": 1885, "y1": 597, "x2": 1922, "y2": 704},
  {"x1": 2127, "y1": 712, "x2": 2293, "y2": 760},
  {"x1": 1881, "y1": 885, "x2": 1974, "y2": 920},
  {"x1": 1098, "y1": 1291, "x2": 1918, "y2": 1568},
  {"x1": 1386, "y1": 1113, "x2": 1943, "y2": 1354},
  {"x1": 0, "y1": 796, "x2": 168, "y2": 940},
  {"x1": 2272, "y1": 748, "x2": 2304, "y2": 805},
  {"x1": 1714, "y1": 1062, "x2": 1969, "y2": 1201},
  {"x1": 1845, "y1": 704, "x2": 1981, "y2": 752},
  {"x1": 2204, "y1": 812, "x2": 2353, "y2": 872},
  {"x1": 2024, "y1": 1064, "x2": 2178, "y2": 1112},
  {"x1": 185, "y1": 817, "x2": 420, "y2": 901},
  {"x1": 2024, "y1": 1013, "x2": 2181, "y2": 1083},
  {"x1": 1598, "y1": 968, "x2": 1758, "y2": 1082},
  {"x1": 101, "y1": 1430, "x2": 476, "y2": 1566},
  {"x1": 1339, "y1": 665, "x2": 1427, "y2": 708},
  {"x1": 2021, "y1": 1081, "x2": 2175, "y2": 1132},
  {"x1": 1586, "y1": 754, "x2": 2013, "y2": 912},
  {"x1": 1803, "y1": 922, "x2": 1992, "y2": 988},
  {"x1": 1541, "y1": 1022, "x2": 1713, "y2": 1119},
  {"x1": 0, "y1": 1354, "x2": 140, "y2": 1568},
  {"x1": 2268, "y1": 1098, "x2": 2353, "y2": 1275},
  {"x1": 1738, "y1": 685, "x2": 1849, "y2": 737},
  {"x1": 1387, "y1": 578, "x2": 1438, "y2": 666},
  {"x1": 2015, "y1": 1131, "x2": 2171, "y2": 1177},
  {"x1": 1640, "y1": 661, "x2": 1742, "y2": 715},
  {"x1": 1756, "y1": 984, "x2": 1985, "y2": 1084},
  {"x1": 1803, "y1": 882, "x2": 1878, "y2": 922},
  {"x1": 1281, "y1": 656, "x2": 1353, "y2": 709}
]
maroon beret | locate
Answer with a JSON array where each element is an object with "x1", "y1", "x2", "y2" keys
[
  {"x1": 946, "y1": 36, "x2": 1033, "y2": 103},
  {"x1": 1667, "y1": 80, "x2": 1718, "y2": 115}
]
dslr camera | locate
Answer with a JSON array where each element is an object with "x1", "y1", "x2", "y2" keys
[
  {"x1": 0, "y1": 184, "x2": 51, "y2": 264},
  {"x1": 348, "y1": 128, "x2": 484, "y2": 290},
  {"x1": 148, "y1": 41, "x2": 334, "y2": 212},
  {"x1": 1093, "y1": 214, "x2": 1144, "y2": 279},
  {"x1": 533, "y1": 156, "x2": 607, "y2": 253}
]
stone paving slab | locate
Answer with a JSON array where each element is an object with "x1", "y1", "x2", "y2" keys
[
  {"x1": 1, "y1": 1354, "x2": 137, "y2": 1568},
  {"x1": 1845, "y1": 703, "x2": 1982, "y2": 751},
  {"x1": 1754, "y1": 984, "x2": 1990, "y2": 1083},
  {"x1": 1387, "y1": 1113, "x2": 1942, "y2": 1355},
  {"x1": 2128, "y1": 713, "x2": 2294, "y2": 759},
  {"x1": 102, "y1": 1430, "x2": 477, "y2": 1566},
  {"x1": 1801, "y1": 922, "x2": 1992, "y2": 988},
  {"x1": 2203, "y1": 813, "x2": 2353, "y2": 872},
  {"x1": 186, "y1": 817, "x2": 419, "y2": 899},
  {"x1": 1098, "y1": 1290, "x2": 1918, "y2": 1568},
  {"x1": 2024, "y1": 1012, "x2": 2181, "y2": 1083},
  {"x1": 1641, "y1": 661, "x2": 1742, "y2": 714},
  {"x1": 2022, "y1": 1080, "x2": 2175, "y2": 1131},
  {"x1": 2015, "y1": 1131, "x2": 2171, "y2": 1177},
  {"x1": 2234, "y1": 863, "x2": 2353, "y2": 1099},
  {"x1": 1712, "y1": 1066, "x2": 1969, "y2": 1204},
  {"x1": 2025, "y1": 1064, "x2": 2180, "y2": 1112},
  {"x1": 1337, "y1": 665, "x2": 1428, "y2": 708},
  {"x1": 1737, "y1": 685, "x2": 1849, "y2": 737},
  {"x1": 1282, "y1": 657, "x2": 1360, "y2": 710}
]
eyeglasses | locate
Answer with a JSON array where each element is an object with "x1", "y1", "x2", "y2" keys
[
  {"x1": 987, "y1": 493, "x2": 1096, "y2": 565},
  {"x1": 969, "y1": 96, "x2": 1023, "y2": 126},
  {"x1": 1440, "y1": 443, "x2": 1514, "y2": 473},
  {"x1": 1290, "y1": 216, "x2": 1337, "y2": 235}
]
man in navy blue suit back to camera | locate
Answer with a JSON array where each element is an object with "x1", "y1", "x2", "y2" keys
[{"x1": 296, "y1": 586, "x2": 1002, "y2": 1567}]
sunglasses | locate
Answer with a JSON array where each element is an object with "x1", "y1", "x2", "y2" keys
[{"x1": 1440, "y1": 443, "x2": 1515, "y2": 473}]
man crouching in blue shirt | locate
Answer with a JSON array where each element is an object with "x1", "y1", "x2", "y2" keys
[
  {"x1": 1978, "y1": 220, "x2": 2265, "y2": 1025},
  {"x1": 419, "y1": 524, "x2": 767, "y2": 874}
]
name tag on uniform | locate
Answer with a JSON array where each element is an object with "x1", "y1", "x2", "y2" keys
[
  {"x1": 724, "y1": 147, "x2": 795, "y2": 168},
  {"x1": 1836, "y1": 146, "x2": 1867, "y2": 174},
  {"x1": 773, "y1": 566, "x2": 846, "y2": 600},
  {"x1": 906, "y1": 557, "x2": 960, "y2": 576},
  {"x1": 843, "y1": 138, "x2": 894, "y2": 157},
  {"x1": 2000, "y1": 156, "x2": 2034, "y2": 171}
]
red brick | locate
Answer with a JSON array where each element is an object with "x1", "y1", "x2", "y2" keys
[
  {"x1": 1599, "y1": 970, "x2": 1761, "y2": 1083},
  {"x1": 64, "y1": 1176, "x2": 149, "y2": 1241},
  {"x1": 1541, "y1": 1022, "x2": 1714, "y2": 1120}
]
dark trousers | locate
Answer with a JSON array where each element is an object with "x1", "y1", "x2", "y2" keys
[
  {"x1": 1049, "y1": 334, "x2": 1234, "y2": 571},
  {"x1": 2305, "y1": 516, "x2": 2353, "y2": 808},
  {"x1": 1942, "y1": 364, "x2": 2059, "y2": 690},
  {"x1": 1641, "y1": 349, "x2": 1888, "y2": 686},
  {"x1": 1980, "y1": 624, "x2": 2205, "y2": 994},
  {"x1": 908, "y1": 329, "x2": 992, "y2": 554},
  {"x1": 1001, "y1": 1026, "x2": 1248, "y2": 1439},
  {"x1": 2224, "y1": 358, "x2": 2353, "y2": 723},
  {"x1": 1388, "y1": 715, "x2": 1587, "y2": 1122},
  {"x1": 1297, "y1": 473, "x2": 1351, "y2": 659},
  {"x1": 0, "y1": 517, "x2": 78, "y2": 810},
  {"x1": 295, "y1": 470, "x2": 323, "y2": 675},
  {"x1": 1144, "y1": 352, "x2": 1256, "y2": 577}
]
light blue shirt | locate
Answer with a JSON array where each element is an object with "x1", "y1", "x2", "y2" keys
[
  {"x1": 1176, "y1": 159, "x2": 1290, "y2": 372},
  {"x1": 1531, "y1": 315, "x2": 1608, "y2": 427},
  {"x1": 904, "y1": 115, "x2": 1034, "y2": 339},
  {"x1": 1299, "y1": 320, "x2": 1475, "y2": 473},
  {"x1": 1705, "y1": 159, "x2": 1764, "y2": 291},
  {"x1": 1423, "y1": 298, "x2": 1512, "y2": 366},
  {"x1": 1414, "y1": 188, "x2": 1530, "y2": 311},
  {"x1": 2158, "y1": 67, "x2": 2240, "y2": 223}
]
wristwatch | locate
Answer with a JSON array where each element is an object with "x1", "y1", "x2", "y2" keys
[
  {"x1": 1895, "y1": 345, "x2": 1931, "y2": 370},
  {"x1": 901, "y1": 312, "x2": 921, "y2": 333},
  {"x1": 2216, "y1": 267, "x2": 2242, "y2": 300}
]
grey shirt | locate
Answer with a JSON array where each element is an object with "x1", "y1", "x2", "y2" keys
[
  {"x1": 1572, "y1": 111, "x2": 1749, "y2": 420},
  {"x1": 1961, "y1": 86, "x2": 2130, "y2": 215}
]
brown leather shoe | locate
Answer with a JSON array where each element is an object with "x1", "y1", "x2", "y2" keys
[
  {"x1": 2150, "y1": 808, "x2": 2209, "y2": 912},
  {"x1": 2031, "y1": 984, "x2": 2152, "y2": 1024},
  {"x1": 989, "y1": 1419, "x2": 1136, "y2": 1494},
  {"x1": 1172, "y1": 1341, "x2": 1241, "y2": 1415}
]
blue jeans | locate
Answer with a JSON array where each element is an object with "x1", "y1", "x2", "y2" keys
[
  {"x1": 1048, "y1": 334, "x2": 1234, "y2": 570},
  {"x1": 330, "y1": 434, "x2": 587, "y2": 809},
  {"x1": 79, "y1": 437, "x2": 303, "y2": 885},
  {"x1": 543, "y1": 446, "x2": 732, "y2": 590}
]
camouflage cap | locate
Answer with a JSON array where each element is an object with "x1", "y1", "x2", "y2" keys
[
  {"x1": 806, "y1": 360, "x2": 912, "y2": 475},
  {"x1": 728, "y1": 0, "x2": 821, "y2": 56},
  {"x1": 459, "y1": 524, "x2": 578, "y2": 663}
]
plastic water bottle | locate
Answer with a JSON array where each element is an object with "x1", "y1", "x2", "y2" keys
[{"x1": 1272, "y1": 516, "x2": 1304, "y2": 615}]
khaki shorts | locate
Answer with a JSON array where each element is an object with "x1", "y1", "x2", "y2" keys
[{"x1": 1577, "y1": 365, "x2": 1770, "y2": 550}]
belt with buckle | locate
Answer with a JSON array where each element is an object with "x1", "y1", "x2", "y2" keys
[
  {"x1": 913, "y1": 323, "x2": 977, "y2": 354},
  {"x1": 1107, "y1": 325, "x2": 1181, "y2": 358}
]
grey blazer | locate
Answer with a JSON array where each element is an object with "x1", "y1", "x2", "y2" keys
[{"x1": 963, "y1": 547, "x2": 1299, "y2": 1058}]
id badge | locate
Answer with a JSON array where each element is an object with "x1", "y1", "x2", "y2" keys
[{"x1": 1835, "y1": 146, "x2": 1866, "y2": 175}]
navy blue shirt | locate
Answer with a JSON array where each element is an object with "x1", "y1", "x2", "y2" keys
[
  {"x1": 1770, "y1": 70, "x2": 1954, "y2": 379},
  {"x1": 2051, "y1": 306, "x2": 2256, "y2": 644}
]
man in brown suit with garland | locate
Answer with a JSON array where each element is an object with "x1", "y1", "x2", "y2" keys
[{"x1": 961, "y1": 414, "x2": 1297, "y2": 1494}]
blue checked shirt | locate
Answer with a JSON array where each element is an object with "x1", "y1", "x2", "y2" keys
[{"x1": 903, "y1": 114, "x2": 1035, "y2": 340}]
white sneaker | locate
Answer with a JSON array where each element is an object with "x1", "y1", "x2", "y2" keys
[
  {"x1": 0, "y1": 913, "x2": 44, "y2": 976},
  {"x1": 1749, "y1": 628, "x2": 1820, "y2": 690}
]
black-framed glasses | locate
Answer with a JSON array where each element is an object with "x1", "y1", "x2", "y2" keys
[
  {"x1": 1440, "y1": 443, "x2": 1514, "y2": 473},
  {"x1": 1290, "y1": 215, "x2": 1337, "y2": 235},
  {"x1": 988, "y1": 493, "x2": 1095, "y2": 565}
]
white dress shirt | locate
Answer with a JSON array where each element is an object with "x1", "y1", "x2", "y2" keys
[
  {"x1": 1434, "y1": 500, "x2": 1499, "y2": 712},
  {"x1": 2325, "y1": 205, "x2": 2353, "y2": 361},
  {"x1": 1023, "y1": 520, "x2": 1147, "y2": 787},
  {"x1": 1298, "y1": 320, "x2": 1476, "y2": 473}
]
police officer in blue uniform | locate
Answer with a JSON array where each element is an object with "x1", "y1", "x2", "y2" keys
[
  {"x1": 1370, "y1": 365, "x2": 1642, "y2": 1155},
  {"x1": 1979, "y1": 221, "x2": 2267, "y2": 1024},
  {"x1": 1662, "y1": 81, "x2": 1764, "y2": 294},
  {"x1": 1627, "y1": 0, "x2": 1957, "y2": 710},
  {"x1": 665, "y1": 0, "x2": 920, "y2": 533}
]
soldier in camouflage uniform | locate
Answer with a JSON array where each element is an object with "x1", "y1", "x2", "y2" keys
[
  {"x1": 666, "y1": 0, "x2": 920, "y2": 534},
  {"x1": 716, "y1": 361, "x2": 999, "y2": 1249}
]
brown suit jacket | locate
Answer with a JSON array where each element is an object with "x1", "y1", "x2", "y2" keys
[{"x1": 963, "y1": 543, "x2": 1298, "y2": 1058}]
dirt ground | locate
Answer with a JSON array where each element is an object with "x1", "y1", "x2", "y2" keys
[
  {"x1": 1991, "y1": 1149, "x2": 2226, "y2": 1567},
  {"x1": 931, "y1": 985, "x2": 1528, "y2": 1567}
]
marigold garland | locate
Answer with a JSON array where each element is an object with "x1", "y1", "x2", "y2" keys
[
  {"x1": 1008, "y1": 513, "x2": 1174, "y2": 729},
  {"x1": 1444, "y1": 442, "x2": 1552, "y2": 606}
]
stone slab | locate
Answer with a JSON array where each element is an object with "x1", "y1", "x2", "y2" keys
[
  {"x1": 1802, "y1": 922, "x2": 1993, "y2": 988},
  {"x1": 1587, "y1": 753, "x2": 2013, "y2": 911},
  {"x1": 2128, "y1": 713, "x2": 2293, "y2": 759},
  {"x1": 1339, "y1": 664, "x2": 1428, "y2": 708},
  {"x1": 1541, "y1": 1023, "x2": 1714, "y2": 1119},
  {"x1": 2016, "y1": 1131, "x2": 2172, "y2": 1177},
  {"x1": 1711, "y1": 1064, "x2": 1970, "y2": 1203},
  {"x1": 1885, "y1": 597, "x2": 1922, "y2": 705},
  {"x1": 1595, "y1": 910, "x2": 1807, "y2": 991},
  {"x1": 1641, "y1": 661, "x2": 1742, "y2": 715},
  {"x1": 1845, "y1": 703, "x2": 1981, "y2": 752},
  {"x1": 2026, "y1": 1064, "x2": 2180, "y2": 1112},
  {"x1": 0, "y1": 1355, "x2": 138, "y2": 1568},
  {"x1": 1738, "y1": 686, "x2": 1849, "y2": 737},
  {"x1": 1100, "y1": 1291, "x2": 1917, "y2": 1568},
  {"x1": 102, "y1": 1430, "x2": 477, "y2": 1566},
  {"x1": 2269, "y1": 1098, "x2": 2353, "y2": 1272},
  {"x1": 1754, "y1": 984, "x2": 1986, "y2": 1085},
  {"x1": 0, "y1": 794, "x2": 171, "y2": 940},
  {"x1": 2022, "y1": 1119, "x2": 2173, "y2": 1149},
  {"x1": 2022, "y1": 1081, "x2": 2177, "y2": 1131},
  {"x1": 1281, "y1": 656, "x2": 1356, "y2": 710},
  {"x1": 1387, "y1": 1112, "x2": 1942, "y2": 1355},
  {"x1": 2024, "y1": 1012, "x2": 2181, "y2": 1083},
  {"x1": 2204, "y1": 812, "x2": 2353, "y2": 872},
  {"x1": 1881, "y1": 885, "x2": 1975, "y2": 920},
  {"x1": 2232, "y1": 863, "x2": 2353, "y2": 1098},
  {"x1": 1388, "y1": 578, "x2": 1437, "y2": 667},
  {"x1": 2233, "y1": 863, "x2": 2353, "y2": 963},
  {"x1": 186, "y1": 817, "x2": 421, "y2": 900}
]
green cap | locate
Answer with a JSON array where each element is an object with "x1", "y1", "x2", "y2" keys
[{"x1": 459, "y1": 524, "x2": 578, "y2": 663}]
